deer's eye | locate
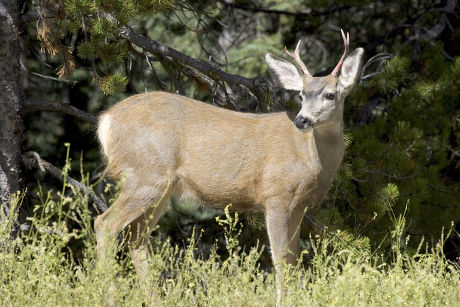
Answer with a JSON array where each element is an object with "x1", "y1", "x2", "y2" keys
[{"x1": 325, "y1": 93, "x2": 335, "y2": 100}]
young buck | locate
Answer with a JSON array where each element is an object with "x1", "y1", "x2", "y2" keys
[{"x1": 95, "y1": 30, "x2": 363, "y2": 296}]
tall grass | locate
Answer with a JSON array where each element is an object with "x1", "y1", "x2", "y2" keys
[{"x1": 1, "y1": 188, "x2": 459, "y2": 307}]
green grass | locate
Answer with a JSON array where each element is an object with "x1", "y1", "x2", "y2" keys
[{"x1": 1, "y1": 190, "x2": 459, "y2": 307}]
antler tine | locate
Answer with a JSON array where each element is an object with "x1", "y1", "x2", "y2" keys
[
  {"x1": 285, "y1": 40, "x2": 312, "y2": 77},
  {"x1": 331, "y1": 29, "x2": 350, "y2": 77}
]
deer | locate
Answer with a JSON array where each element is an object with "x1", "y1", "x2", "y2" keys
[{"x1": 94, "y1": 30, "x2": 363, "y2": 304}]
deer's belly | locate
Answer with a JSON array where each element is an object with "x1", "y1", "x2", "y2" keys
[{"x1": 173, "y1": 166, "x2": 264, "y2": 212}]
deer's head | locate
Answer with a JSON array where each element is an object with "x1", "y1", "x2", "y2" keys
[{"x1": 266, "y1": 30, "x2": 364, "y2": 129}]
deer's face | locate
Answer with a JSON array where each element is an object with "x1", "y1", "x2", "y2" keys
[
  {"x1": 265, "y1": 31, "x2": 364, "y2": 130},
  {"x1": 294, "y1": 75, "x2": 343, "y2": 130}
]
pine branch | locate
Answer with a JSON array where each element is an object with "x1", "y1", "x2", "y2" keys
[
  {"x1": 119, "y1": 25, "x2": 272, "y2": 109},
  {"x1": 23, "y1": 98, "x2": 97, "y2": 124},
  {"x1": 22, "y1": 10, "x2": 274, "y2": 108},
  {"x1": 22, "y1": 151, "x2": 108, "y2": 212}
]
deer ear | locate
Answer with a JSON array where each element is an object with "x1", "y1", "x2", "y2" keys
[
  {"x1": 338, "y1": 48, "x2": 364, "y2": 94},
  {"x1": 265, "y1": 54, "x2": 303, "y2": 91}
]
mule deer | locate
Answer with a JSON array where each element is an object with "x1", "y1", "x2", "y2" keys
[{"x1": 95, "y1": 30, "x2": 363, "y2": 300}]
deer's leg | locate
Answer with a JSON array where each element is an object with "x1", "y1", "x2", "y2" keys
[
  {"x1": 94, "y1": 194, "x2": 139, "y2": 265},
  {"x1": 266, "y1": 203, "x2": 304, "y2": 306},
  {"x1": 128, "y1": 197, "x2": 168, "y2": 283},
  {"x1": 265, "y1": 204, "x2": 291, "y2": 306},
  {"x1": 286, "y1": 206, "x2": 305, "y2": 265},
  {"x1": 94, "y1": 179, "x2": 171, "y2": 266},
  {"x1": 266, "y1": 205, "x2": 305, "y2": 266},
  {"x1": 266, "y1": 206, "x2": 289, "y2": 269}
]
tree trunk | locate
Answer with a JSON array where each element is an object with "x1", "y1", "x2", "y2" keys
[{"x1": 0, "y1": 0, "x2": 22, "y2": 216}]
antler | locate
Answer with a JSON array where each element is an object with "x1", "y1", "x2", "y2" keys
[
  {"x1": 285, "y1": 40, "x2": 312, "y2": 78},
  {"x1": 330, "y1": 29, "x2": 350, "y2": 77}
]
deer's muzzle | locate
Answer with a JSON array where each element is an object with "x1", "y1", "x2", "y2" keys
[{"x1": 294, "y1": 115, "x2": 312, "y2": 129}]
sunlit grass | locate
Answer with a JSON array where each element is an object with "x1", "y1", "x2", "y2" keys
[{"x1": 0, "y1": 189, "x2": 459, "y2": 307}]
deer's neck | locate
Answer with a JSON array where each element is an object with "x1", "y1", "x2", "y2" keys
[
  {"x1": 298, "y1": 120, "x2": 345, "y2": 179},
  {"x1": 315, "y1": 120, "x2": 344, "y2": 153},
  {"x1": 314, "y1": 121, "x2": 345, "y2": 177}
]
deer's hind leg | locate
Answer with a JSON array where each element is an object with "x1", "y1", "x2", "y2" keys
[
  {"x1": 128, "y1": 195, "x2": 169, "y2": 283},
  {"x1": 94, "y1": 175, "x2": 172, "y2": 266}
]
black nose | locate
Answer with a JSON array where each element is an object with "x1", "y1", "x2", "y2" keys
[{"x1": 294, "y1": 116, "x2": 312, "y2": 129}]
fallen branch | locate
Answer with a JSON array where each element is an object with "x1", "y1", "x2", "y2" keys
[
  {"x1": 304, "y1": 213, "x2": 327, "y2": 232},
  {"x1": 23, "y1": 98, "x2": 97, "y2": 124},
  {"x1": 22, "y1": 151, "x2": 107, "y2": 212}
]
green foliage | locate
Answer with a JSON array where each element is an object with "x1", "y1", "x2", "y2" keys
[
  {"x1": 64, "y1": 0, "x2": 95, "y2": 17},
  {"x1": 76, "y1": 41, "x2": 96, "y2": 60},
  {"x1": 331, "y1": 41, "x2": 460, "y2": 251},
  {"x1": 78, "y1": 40, "x2": 127, "y2": 63},
  {"x1": 98, "y1": 73, "x2": 128, "y2": 95},
  {"x1": 91, "y1": 18, "x2": 119, "y2": 38},
  {"x1": 375, "y1": 56, "x2": 411, "y2": 94},
  {"x1": 36, "y1": 0, "x2": 175, "y2": 95},
  {"x1": 215, "y1": 205, "x2": 243, "y2": 255}
]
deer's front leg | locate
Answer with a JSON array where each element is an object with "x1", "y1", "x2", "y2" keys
[
  {"x1": 266, "y1": 202, "x2": 303, "y2": 306},
  {"x1": 287, "y1": 205, "x2": 305, "y2": 264},
  {"x1": 266, "y1": 203, "x2": 304, "y2": 265},
  {"x1": 266, "y1": 205, "x2": 290, "y2": 269}
]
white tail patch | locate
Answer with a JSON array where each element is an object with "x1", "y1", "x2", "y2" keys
[{"x1": 97, "y1": 113, "x2": 112, "y2": 156}]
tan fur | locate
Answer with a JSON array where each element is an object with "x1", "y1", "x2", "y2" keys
[
  {"x1": 97, "y1": 91, "x2": 343, "y2": 210},
  {"x1": 95, "y1": 90, "x2": 343, "y2": 261},
  {"x1": 94, "y1": 46, "x2": 363, "y2": 305}
]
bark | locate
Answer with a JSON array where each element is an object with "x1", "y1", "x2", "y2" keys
[{"x1": 0, "y1": 0, "x2": 22, "y2": 214}]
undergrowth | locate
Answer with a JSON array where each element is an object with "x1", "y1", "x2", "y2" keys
[{"x1": 0, "y1": 188, "x2": 459, "y2": 306}]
